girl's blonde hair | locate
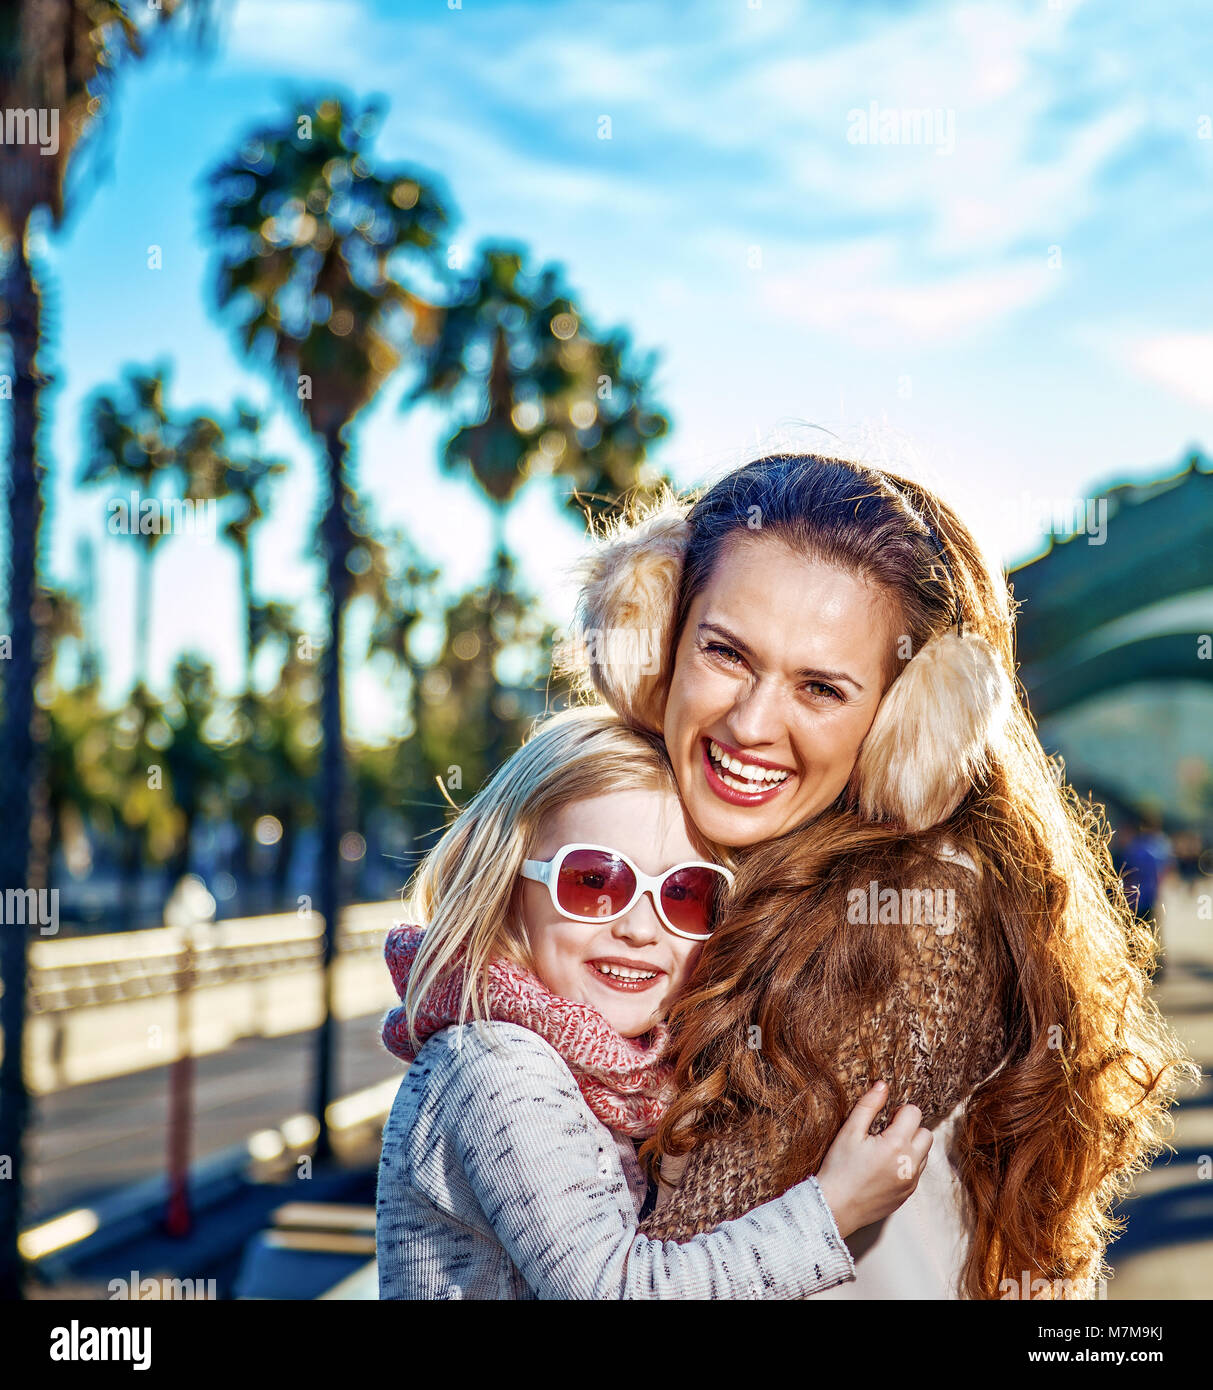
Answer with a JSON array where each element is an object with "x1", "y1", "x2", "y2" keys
[{"x1": 401, "y1": 704, "x2": 711, "y2": 1048}]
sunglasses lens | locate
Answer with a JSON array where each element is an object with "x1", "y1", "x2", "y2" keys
[
  {"x1": 556, "y1": 850, "x2": 636, "y2": 920},
  {"x1": 660, "y1": 867, "x2": 730, "y2": 937}
]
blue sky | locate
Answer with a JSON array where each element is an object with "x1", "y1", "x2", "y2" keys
[{"x1": 21, "y1": 0, "x2": 1213, "y2": 739}]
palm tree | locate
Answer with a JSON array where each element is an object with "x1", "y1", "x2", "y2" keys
[
  {"x1": 80, "y1": 365, "x2": 212, "y2": 927},
  {"x1": 359, "y1": 523, "x2": 442, "y2": 850},
  {"x1": 413, "y1": 244, "x2": 671, "y2": 525},
  {"x1": 182, "y1": 403, "x2": 287, "y2": 694},
  {"x1": 207, "y1": 95, "x2": 452, "y2": 1156},
  {"x1": 415, "y1": 557, "x2": 553, "y2": 795},
  {"x1": 0, "y1": 0, "x2": 210, "y2": 1297},
  {"x1": 39, "y1": 587, "x2": 95, "y2": 883},
  {"x1": 81, "y1": 365, "x2": 182, "y2": 692},
  {"x1": 556, "y1": 324, "x2": 674, "y2": 529},
  {"x1": 407, "y1": 244, "x2": 671, "y2": 765},
  {"x1": 366, "y1": 524, "x2": 439, "y2": 727},
  {"x1": 246, "y1": 607, "x2": 321, "y2": 910},
  {"x1": 109, "y1": 684, "x2": 181, "y2": 919},
  {"x1": 180, "y1": 404, "x2": 287, "y2": 909},
  {"x1": 162, "y1": 655, "x2": 226, "y2": 885},
  {"x1": 45, "y1": 679, "x2": 111, "y2": 889}
]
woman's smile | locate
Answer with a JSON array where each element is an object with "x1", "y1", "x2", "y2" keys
[{"x1": 700, "y1": 736, "x2": 796, "y2": 804}]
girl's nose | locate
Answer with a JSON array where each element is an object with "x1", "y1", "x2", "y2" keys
[{"x1": 611, "y1": 890, "x2": 663, "y2": 943}]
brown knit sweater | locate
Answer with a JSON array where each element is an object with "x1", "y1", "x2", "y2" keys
[{"x1": 639, "y1": 849, "x2": 1014, "y2": 1241}]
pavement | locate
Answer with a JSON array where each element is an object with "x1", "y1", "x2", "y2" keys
[
  {"x1": 24, "y1": 1155, "x2": 380, "y2": 1301},
  {"x1": 24, "y1": 1012, "x2": 403, "y2": 1222},
  {"x1": 1104, "y1": 879, "x2": 1213, "y2": 1299}
]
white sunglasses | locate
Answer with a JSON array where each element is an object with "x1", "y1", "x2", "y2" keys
[{"x1": 520, "y1": 842, "x2": 734, "y2": 941}]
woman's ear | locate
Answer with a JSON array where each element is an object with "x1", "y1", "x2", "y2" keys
[
  {"x1": 850, "y1": 630, "x2": 1013, "y2": 832},
  {"x1": 554, "y1": 493, "x2": 691, "y2": 732}
]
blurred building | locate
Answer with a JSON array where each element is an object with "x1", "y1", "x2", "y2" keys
[{"x1": 1010, "y1": 454, "x2": 1213, "y2": 836}]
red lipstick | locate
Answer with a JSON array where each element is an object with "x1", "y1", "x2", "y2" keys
[{"x1": 700, "y1": 737, "x2": 796, "y2": 807}]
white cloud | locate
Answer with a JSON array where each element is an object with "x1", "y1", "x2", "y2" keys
[
  {"x1": 219, "y1": 0, "x2": 1196, "y2": 346},
  {"x1": 472, "y1": 32, "x2": 683, "y2": 107},
  {"x1": 390, "y1": 110, "x2": 671, "y2": 223},
  {"x1": 754, "y1": 240, "x2": 1055, "y2": 345},
  {"x1": 1127, "y1": 333, "x2": 1213, "y2": 411},
  {"x1": 444, "y1": 0, "x2": 1149, "y2": 333},
  {"x1": 224, "y1": 0, "x2": 373, "y2": 69},
  {"x1": 716, "y1": 4, "x2": 1142, "y2": 260}
]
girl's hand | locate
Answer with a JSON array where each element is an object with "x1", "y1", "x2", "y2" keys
[{"x1": 814, "y1": 1081, "x2": 932, "y2": 1239}]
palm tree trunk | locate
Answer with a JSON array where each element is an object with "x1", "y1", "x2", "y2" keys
[
  {"x1": 233, "y1": 543, "x2": 257, "y2": 910},
  {"x1": 272, "y1": 804, "x2": 296, "y2": 908},
  {"x1": 169, "y1": 799, "x2": 197, "y2": 886},
  {"x1": 135, "y1": 544, "x2": 152, "y2": 691},
  {"x1": 241, "y1": 542, "x2": 254, "y2": 695},
  {"x1": 312, "y1": 425, "x2": 352, "y2": 1161},
  {"x1": 485, "y1": 504, "x2": 510, "y2": 774},
  {"x1": 121, "y1": 820, "x2": 144, "y2": 930},
  {"x1": 119, "y1": 553, "x2": 153, "y2": 931},
  {"x1": 0, "y1": 233, "x2": 48, "y2": 1300}
]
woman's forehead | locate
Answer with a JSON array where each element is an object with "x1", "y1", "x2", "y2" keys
[{"x1": 693, "y1": 534, "x2": 900, "y2": 675}]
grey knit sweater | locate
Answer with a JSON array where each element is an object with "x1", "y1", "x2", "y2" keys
[{"x1": 375, "y1": 1021, "x2": 856, "y2": 1300}]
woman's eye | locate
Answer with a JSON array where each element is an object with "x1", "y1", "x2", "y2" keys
[
  {"x1": 805, "y1": 681, "x2": 843, "y2": 702},
  {"x1": 706, "y1": 642, "x2": 743, "y2": 665}
]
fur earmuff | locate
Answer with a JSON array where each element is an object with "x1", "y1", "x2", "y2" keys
[
  {"x1": 852, "y1": 629, "x2": 1013, "y2": 832},
  {"x1": 554, "y1": 495, "x2": 691, "y2": 732}
]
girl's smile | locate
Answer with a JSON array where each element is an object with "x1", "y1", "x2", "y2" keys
[{"x1": 585, "y1": 956, "x2": 666, "y2": 991}]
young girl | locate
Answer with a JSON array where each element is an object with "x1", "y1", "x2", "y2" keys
[{"x1": 375, "y1": 705, "x2": 932, "y2": 1300}]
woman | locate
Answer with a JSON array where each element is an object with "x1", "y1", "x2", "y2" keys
[{"x1": 556, "y1": 452, "x2": 1195, "y2": 1299}]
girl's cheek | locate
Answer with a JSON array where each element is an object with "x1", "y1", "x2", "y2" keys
[
  {"x1": 518, "y1": 882, "x2": 545, "y2": 939},
  {"x1": 668, "y1": 943, "x2": 703, "y2": 991}
]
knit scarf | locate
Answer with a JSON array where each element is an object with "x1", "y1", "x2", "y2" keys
[{"x1": 380, "y1": 923, "x2": 674, "y2": 1138}]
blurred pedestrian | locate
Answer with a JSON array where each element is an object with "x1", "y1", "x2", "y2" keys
[
  {"x1": 1116, "y1": 814, "x2": 1175, "y2": 979},
  {"x1": 1173, "y1": 830, "x2": 1204, "y2": 898}
]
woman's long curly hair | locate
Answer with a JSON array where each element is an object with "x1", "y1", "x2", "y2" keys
[{"x1": 638, "y1": 453, "x2": 1197, "y2": 1299}]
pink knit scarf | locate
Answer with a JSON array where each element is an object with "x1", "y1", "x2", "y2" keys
[{"x1": 380, "y1": 924, "x2": 673, "y2": 1138}]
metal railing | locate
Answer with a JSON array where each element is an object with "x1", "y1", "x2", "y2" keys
[{"x1": 24, "y1": 900, "x2": 402, "y2": 1015}]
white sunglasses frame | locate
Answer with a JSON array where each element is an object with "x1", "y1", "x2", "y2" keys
[{"x1": 520, "y1": 842, "x2": 734, "y2": 942}]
